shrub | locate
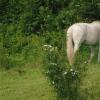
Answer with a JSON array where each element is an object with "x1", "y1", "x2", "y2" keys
[
  {"x1": 43, "y1": 43, "x2": 81, "y2": 100},
  {"x1": 43, "y1": 32, "x2": 89, "y2": 100}
]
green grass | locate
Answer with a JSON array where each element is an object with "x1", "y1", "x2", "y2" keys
[
  {"x1": 0, "y1": 54, "x2": 100, "y2": 100},
  {"x1": 79, "y1": 63, "x2": 100, "y2": 100},
  {"x1": 0, "y1": 35, "x2": 57, "y2": 100},
  {"x1": 0, "y1": 66, "x2": 57, "y2": 100},
  {"x1": 0, "y1": 34, "x2": 100, "y2": 100}
]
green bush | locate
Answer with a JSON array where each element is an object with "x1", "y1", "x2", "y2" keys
[
  {"x1": 43, "y1": 43, "x2": 80, "y2": 100},
  {"x1": 43, "y1": 32, "x2": 90, "y2": 100}
]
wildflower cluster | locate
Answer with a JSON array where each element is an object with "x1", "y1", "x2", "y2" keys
[
  {"x1": 63, "y1": 68, "x2": 79, "y2": 81},
  {"x1": 43, "y1": 45, "x2": 52, "y2": 51},
  {"x1": 69, "y1": 69, "x2": 78, "y2": 77},
  {"x1": 43, "y1": 43, "x2": 80, "y2": 100},
  {"x1": 43, "y1": 44, "x2": 58, "y2": 63},
  {"x1": 43, "y1": 44, "x2": 57, "y2": 52}
]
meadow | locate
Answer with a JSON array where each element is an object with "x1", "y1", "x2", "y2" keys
[
  {"x1": 0, "y1": 65, "x2": 57, "y2": 100},
  {"x1": 0, "y1": 34, "x2": 100, "y2": 100},
  {"x1": 0, "y1": 0, "x2": 100, "y2": 100}
]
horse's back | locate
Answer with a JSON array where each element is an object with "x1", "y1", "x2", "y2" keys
[
  {"x1": 67, "y1": 23, "x2": 88, "y2": 44},
  {"x1": 85, "y1": 24, "x2": 100, "y2": 44},
  {"x1": 67, "y1": 22, "x2": 100, "y2": 44}
]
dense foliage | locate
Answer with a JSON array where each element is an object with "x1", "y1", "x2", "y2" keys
[
  {"x1": 1, "y1": 0, "x2": 100, "y2": 34},
  {"x1": 0, "y1": 0, "x2": 100, "y2": 56}
]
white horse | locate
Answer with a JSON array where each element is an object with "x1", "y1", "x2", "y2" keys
[{"x1": 66, "y1": 21, "x2": 100, "y2": 66}]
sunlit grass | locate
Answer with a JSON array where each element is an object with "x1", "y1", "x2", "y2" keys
[
  {"x1": 79, "y1": 63, "x2": 100, "y2": 100},
  {"x1": 0, "y1": 35, "x2": 57, "y2": 100},
  {"x1": 0, "y1": 67, "x2": 57, "y2": 100}
]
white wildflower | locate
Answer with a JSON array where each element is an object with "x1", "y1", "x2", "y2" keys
[
  {"x1": 73, "y1": 72, "x2": 76, "y2": 75},
  {"x1": 50, "y1": 47, "x2": 57, "y2": 52},
  {"x1": 63, "y1": 71, "x2": 67, "y2": 75},
  {"x1": 50, "y1": 47, "x2": 55, "y2": 52},
  {"x1": 45, "y1": 71, "x2": 49, "y2": 74},
  {"x1": 70, "y1": 68, "x2": 74, "y2": 72},
  {"x1": 49, "y1": 62, "x2": 57, "y2": 66},
  {"x1": 84, "y1": 61, "x2": 87, "y2": 64},
  {"x1": 43, "y1": 44, "x2": 52, "y2": 48},
  {"x1": 43, "y1": 44, "x2": 53, "y2": 51},
  {"x1": 52, "y1": 81, "x2": 55, "y2": 84},
  {"x1": 75, "y1": 70, "x2": 78, "y2": 74}
]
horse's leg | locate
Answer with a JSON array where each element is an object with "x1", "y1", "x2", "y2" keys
[
  {"x1": 74, "y1": 43, "x2": 80, "y2": 53},
  {"x1": 71, "y1": 43, "x2": 80, "y2": 64},
  {"x1": 88, "y1": 46, "x2": 95, "y2": 63},
  {"x1": 98, "y1": 41, "x2": 100, "y2": 62}
]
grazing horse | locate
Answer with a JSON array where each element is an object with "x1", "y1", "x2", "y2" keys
[{"x1": 66, "y1": 21, "x2": 100, "y2": 66}]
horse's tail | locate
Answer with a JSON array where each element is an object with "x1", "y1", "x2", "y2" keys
[{"x1": 66, "y1": 27, "x2": 74, "y2": 66}]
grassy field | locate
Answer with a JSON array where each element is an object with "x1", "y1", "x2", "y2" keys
[
  {"x1": 0, "y1": 66, "x2": 57, "y2": 100},
  {"x1": 79, "y1": 63, "x2": 100, "y2": 100},
  {"x1": 0, "y1": 35, "x2": 100, "y2": 100},
  {"x1": 0, "y1": 63, "x2": 100, "y2": 100}
]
